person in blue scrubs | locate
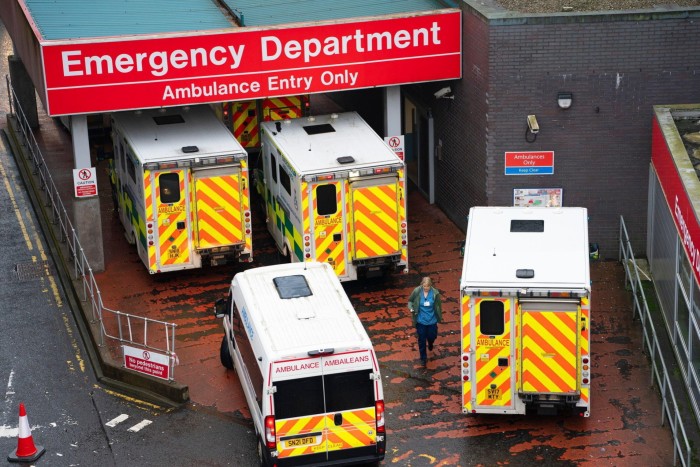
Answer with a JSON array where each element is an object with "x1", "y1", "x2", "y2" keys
[{"x1": 408, "y1": 277, "x2": 443, "y2": 368}]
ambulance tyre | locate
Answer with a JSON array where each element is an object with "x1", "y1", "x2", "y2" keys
[
  {"x1": 257, "y1": 438, "x2": 267, "y2": 467},
  {"x1": 220, "y1": 336, "x2": 234, "y2": 370}
]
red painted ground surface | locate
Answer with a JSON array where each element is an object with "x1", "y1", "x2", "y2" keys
[{"x1": 27, "y1": 114, "x2": 676, "y2": 466}]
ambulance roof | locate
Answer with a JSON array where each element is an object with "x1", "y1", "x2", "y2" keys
[
  {"x1": 232, "y1": 262, "x2": 372, "y2": 358},
  {"x1": 111, "y1": 105, "x2": 246, "y2": 163},
  {"x1": 260, "y1": 112, "x2": 403, "y2": 174},
  {"x1": 460, "y1": 206, "x2": 590, "y2": 291}
]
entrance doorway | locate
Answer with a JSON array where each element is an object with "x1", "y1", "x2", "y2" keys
[{"x1": 403, "y1": 98, "x2": 434, "y2": 203}]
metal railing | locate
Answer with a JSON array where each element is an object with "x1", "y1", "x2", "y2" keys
[
  {"x1": 6, "y1": 76, "x2": 178, "y2": 380},
  {"x1": 619, "y1": 215, "x2": 691, "y2": 466}
]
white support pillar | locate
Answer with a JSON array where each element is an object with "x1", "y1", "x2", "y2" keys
[
  {"x1": 383, "y1": 86, "x2": 401, "y2": 137},
  {"x1": 70, "y1": 115, "x2": 105, "y2": 272},
  {"x1": 70, "y1": 115, "x2": 91, "y2": 168}
]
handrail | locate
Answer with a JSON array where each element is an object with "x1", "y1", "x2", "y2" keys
[
  {"x1": 6, "y1": 75, "x2": 178, "y2": 381},
  {"x1": 619, "y1": 215, "x2": 691, "y2": 466}
]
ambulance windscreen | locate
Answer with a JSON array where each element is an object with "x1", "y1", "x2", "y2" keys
[
  {"x1": 273, "y1": 275, "x2": 312, "y2": 299},
  {"x1": 510, "y1": 219, "x2": 544, "y2": 232}
]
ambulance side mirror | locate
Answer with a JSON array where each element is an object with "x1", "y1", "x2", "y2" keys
[{"x1": 214, "y1": 298, "x2": 227, "y2": 318}]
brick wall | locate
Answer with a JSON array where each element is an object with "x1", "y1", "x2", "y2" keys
[{"x1": 426, "y1": 5, "x2": 700, "y2": 259}]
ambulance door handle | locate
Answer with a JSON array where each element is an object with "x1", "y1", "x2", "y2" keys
[
  {"x1": 177, "y1": 221, "x2": 185, "y2": 230},
  {"x1": 333, "y1": 233, "x2": 342, "y2": 242},
  {"x1": 333, "y1": 413, "x2": 342, "y2": 426}
]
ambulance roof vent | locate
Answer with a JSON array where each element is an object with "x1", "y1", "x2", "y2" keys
[
  {"x1": 273, "y1": 274, "x2": 312, "y2": 299},
  {"x1": 181, "y1": 146, "x2": 199, "y2": 153},
  {"x1": 516, "y1": 269, "x2": 535, "y2": 279},
  {"x1": 337, "y1": 156, "x2": 355, "y2": 164},
  {"x1": 511, "y1": 220, "x2": 544, "y2": 232},
  {"x1": 153, "y1": 114, "x2": 185, "y2": 125},
  {"x1": 303, "y1": 123, "x2": 335, "y2": 135}
]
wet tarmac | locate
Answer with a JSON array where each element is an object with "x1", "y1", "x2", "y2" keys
[{"x1": 6, "y1": 107, "x2": 680, "y2": 466}]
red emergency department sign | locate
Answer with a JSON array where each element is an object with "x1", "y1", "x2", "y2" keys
[
  {"x1": 40, "y1": 10, "x2": 462, "y2": 115},
  {"x1": 652, "y1": 117, "x2": 700, "y2": 286}
]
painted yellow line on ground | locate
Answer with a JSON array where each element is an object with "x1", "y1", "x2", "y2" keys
[
  {"x1": 0, "y1": 157, "x2": 33, "y2": 251},
  {"x1": 95, "y1": 385, "x2": 173, "y2": 412}
]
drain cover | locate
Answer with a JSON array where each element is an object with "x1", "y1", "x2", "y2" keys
[{"x1": 14, "y1": 261, "x2": 51, "y2": 281}]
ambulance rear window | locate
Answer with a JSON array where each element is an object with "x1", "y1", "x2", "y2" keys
[
  {"x1": 325, "y1": 369, "x2": 375, "y2": 412},
  {"x1": 273, "y1": 275, "x2": 312, "y2": 299},
  {"x1": 275, "y1": 376, "x2": 324, "y2": 419},
  {"x1": 480, "y1": 300, "x2": 505, "y2": 335},
  {"x1": 510, "y1": 220, "x2": 544, "y2": 232}
]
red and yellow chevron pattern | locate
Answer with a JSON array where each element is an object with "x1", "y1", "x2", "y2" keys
[
  {"x1": 155, "y1": 171, "x2": 190, "y2": 267},
  {"x1": 520, "y1": 308, "x2": 578, "y2": 394},
  {"x1": 313, "y1": 181, "x2": 346, "y2": 276},
  {"x1": 194, "y1": 173, "x2": 242, "y2": 248},
  {"x1": 351, "y1": 183, "x2": 400, "y2": 260},
  {"x1": 232, "y1": 100, "x2": 258, "y2": 149},
  {"x1": 263, "y1": 96, "x2": 305, "y2": 121},
  {"x1": 474, "y1": 298, "x2": 513, "y2": 409}
]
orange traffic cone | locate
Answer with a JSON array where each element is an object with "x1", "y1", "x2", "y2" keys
[{"x1": 7, "y1": 402, "x2": 45, "y2": 463}]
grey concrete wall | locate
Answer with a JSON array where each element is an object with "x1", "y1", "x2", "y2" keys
[{"x1": 426, "y1": 5, "x2": 700, "y2": 259}]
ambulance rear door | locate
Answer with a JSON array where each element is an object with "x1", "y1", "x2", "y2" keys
[
  {"x1": 272, "y1": 351, "x2": 379, "y2": 464},
  {"x1": 309, "y1": 179, "x2": 350, "y2": 279},
  {"x1": 471, "y1": 297, "x2": 517, "y2": 413},
  {"x1": 349, "y1": 175, "x2": 401, "y2": 263},
  {"x1": 519, "y1": 299, "x2": 580, "y2": 396},
  {"x1": 151, "y1": 168, "x2": 195, "y2": 271},
  {"x1": 231, "y1": 100, "x2": 259, "y2": 149},
  {"x1": 192, "y1": 165, "x2": 245, "y2": 250}
]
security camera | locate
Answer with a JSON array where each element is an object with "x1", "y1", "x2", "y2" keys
[
  {"x1": 527, "y1": 115, "x2": 539, "y2": 134},
  {"x1": 434, "y1": 86, "x2": 452, "y2": 99}
]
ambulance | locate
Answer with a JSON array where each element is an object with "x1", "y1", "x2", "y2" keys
[
  {"x1": 109, "y1": 105, "x2": 252, "y2": 274},
  {"x1": 213, "y1": 95, "x2": 310, "y2": 152},
  {"x1": 257, "y1": 111, "x2": 408, "y2": 281},
  {"x1": 460, "y1": 206, "x2": 591, "y2": 416},
  {"x1": 214, "y1": 262, "x2": 386, "y2": 466}
]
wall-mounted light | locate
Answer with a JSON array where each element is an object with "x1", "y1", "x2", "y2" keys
[{"x1": 557, "y1": 92, "x2": 573, "y2": 109}]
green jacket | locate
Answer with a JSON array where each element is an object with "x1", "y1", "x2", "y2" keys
[{"x1": 408, "y1": 286, "x2": 442, "y2": 326}]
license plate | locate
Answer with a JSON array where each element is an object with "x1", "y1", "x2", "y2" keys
[
  {"x1": 487, "y1": 388, "x2": 502, "y2": 400},
  {"x1": 285, "y1": 436, "x2": 315, "y2": 448}
]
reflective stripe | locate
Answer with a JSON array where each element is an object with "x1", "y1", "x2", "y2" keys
[
  {"x1": 520, "y1": 309, "x2": 578, "y2": 394},
  {"x1": 195, "y1": 173, "x2": 242, "y2": 248},
  {"x1": 351, "y1": 183, "x2": 400, "y2": 259},
  {"x1": 263, "y1": 96, "x2": 304, "y2": 121},
  {"x1": 474, "y1": 298, "x2": 513, "y2": 408},
  {"x1": 232, "y1": 100, "x2": 258, "y2": 148}
]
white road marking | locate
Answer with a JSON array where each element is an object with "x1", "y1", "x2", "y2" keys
[
  {"x1": 5, "y1": 369, "x2": 15, "y2": 397},
  {"x1": 105, "y1": 414, "x2": 129, "y2": 427},
  {"x1": 127, "y1": 419, "x2": 152, "y2": 432}
]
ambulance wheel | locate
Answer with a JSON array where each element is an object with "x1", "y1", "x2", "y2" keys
[
  {"x1": 220, "y1": 336, "x2": 234, "y2": 370},
  {"x1": 257, "y1": 438, "x2": 266, "y2": 467}
]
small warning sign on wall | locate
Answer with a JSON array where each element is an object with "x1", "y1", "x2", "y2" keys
[{"x1": 73, "y1": 167, "x2": 98, "y2": 198}]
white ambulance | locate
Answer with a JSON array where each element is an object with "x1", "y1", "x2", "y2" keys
[
  {"x1": 460, "y1": 207, "x2": 591, "y2": 416},
  {"x1": 256, "y1": 111, "x2": 408, "y2": 281},
  {"x1": 214, "y1": 262, "x2": 386, "y2": 466},
  {"x1": 110, "y1": 105, "x2": 252, "y2": 274}
]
